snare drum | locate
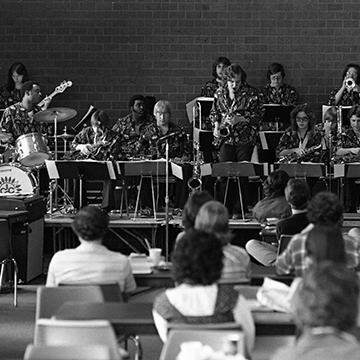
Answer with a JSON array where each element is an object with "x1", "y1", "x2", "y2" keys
[
  {"x1": 16, "y1": 133, "x2": 49, "y2": 167},
  {"x1": 0, "y1": 163, "x2": 38, "y2": 195}
]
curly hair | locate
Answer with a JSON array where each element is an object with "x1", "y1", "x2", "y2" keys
[
  {"x1": 267, "y1": 62, "x2": 285, "y2": 80},
  {"x1": 341, "y1": 63, "x2": 360, "y2": 85},
  {"x1": 285, "y1": 179, "x2": 310, "y2": 210},
  {"x1": 128, "y1": 94, "x2": 145, "y2": 108},
  {"x1": 222, "y1": 64, "x2": 247, "y2": 83},
  {"x1": 305, "y1": 225, "x2": 346, "y2": 266},
  {"x1": 71, "y1": 206, "x2": 109, "y2": 241},
  {"x1": 263, "y1": 169, "x2": 290, "y2": 198},
  {"x1": 6, "y1": 62, "x2": 28, "y2": 91},
  {"x1": 293, "y1": 262, "x2": 359, "y2": 332},
  {"x1": 172, "y1": 229, "x2": 224, "y2": 285},
  {"x1": 289, "y1": 104, "x2": 316, "y2": 137},
  {"x1": 307, "y1": 191, "x2": 343, "y2": 225},
  {"x1": 211, "y1": 56, "x2": 231, "y2": 78},
  {"x1": 181, "y1": 191, "x2": 213, "y2": 231},
  {"x1": 194, "y1": 200, "x2": 231, "y2": 245}
]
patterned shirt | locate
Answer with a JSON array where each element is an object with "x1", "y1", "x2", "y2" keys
[
  {"x1": 201, "y1": 78, "x2": 223, "y2": 97},
  {"x1": 328, "y1": 88, "x2": 360, "y2": 106},
  {"x1": 222, "y1": 244, "x2": 251, "y2": 281},
  {"x1": 112, "y1": 113, "x2": 157, "y2": 159},
  {"x1": 337, "y1": 126, "x2": 360, "y2": 149},
  {"x1": 275, "y1": 223, "x2": 360, "y2": 276},
  {"x1": 209, "y1": 83, "x2": 265, "y2": 146},
  {"x1": 0, "y1": 102, "x2": 51, "y2": 145},
  {"x1": 260, "y1": 83, "x2": 298, "y2": 107},
  {"x1": 0, "y1": 86, "x2": 21, "y2": 109},
  {"x1": 276, "y1": 127, "x2": 323, "y2": 162},
  {"x1": 70, "y1": 125, "x2": 120, "y2": 161}
]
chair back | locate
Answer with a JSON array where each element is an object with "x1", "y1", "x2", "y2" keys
[
  {"x1": 59, "y1": 283, "x2": 124, "y2": 302},
  {"x1": 24, "y1": 344, "x2": 114, "y2": 360},
  {"x1": 160, "y1": 323, "x2": 245, "y2": 360},
  {"x1": 277, "y1": 235, "x2": 293, "y2": 256},
  {"x1": 34, "y1": 319, "x2": 121, "y2": 360},
  {"x1": 0, "y1": 219, "x2": 12, "y2": 261},
  {"x1": 35, "y1": 286, "x2": 105, "y2": 321}
]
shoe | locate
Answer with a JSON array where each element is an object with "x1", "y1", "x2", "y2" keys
[
  {"x1": 172, "y1": 208, "x2": 182, "y2": 217},
  {"x1": 140, "y1": 207, "x2": 154, "y2": 217},
  {"x1": 232, "y1": 213, "x2": 243, "y2": 220}
]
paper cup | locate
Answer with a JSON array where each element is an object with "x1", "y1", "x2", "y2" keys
[{"x1": 149, "y1": 248, "x2": 162, "y2": 267}]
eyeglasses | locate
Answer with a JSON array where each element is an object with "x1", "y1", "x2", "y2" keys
[
  {"x1": 296, "y1": 117, "x2": 309, "y2": 122},
  {"x1": 270, "y1": 75, "x2": 282, "y2": 80}
]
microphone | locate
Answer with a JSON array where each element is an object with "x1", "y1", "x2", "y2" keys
[{"x1": 157, "y1": 131, "x2": 181, "y2": 142}]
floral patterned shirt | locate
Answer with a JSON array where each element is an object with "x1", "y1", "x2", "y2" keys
[
  {"x1": 260, "y1": 83, "x2": 298, "y2": 106},
  {"x1": 276, "y1": 127, "x2": 323, "y2": 162},
  {"x1": 209, "y1": 83, "x2": 265, "y2": 146},
  {"x1": 0, "y1": 102, "x2": 51, "y2": 145},
  {"x1": 0, "y1": 86, "x2": 21, "y2": 109},
  {"x1": 201, "y1": 78, "x2": 223, "y2": 97},
  {"x1": 112, "y1": 113, "x2": 157, "y2": 159},
  {"x1": 328, "y1": 88, "x2": 360, "y2": 106}
]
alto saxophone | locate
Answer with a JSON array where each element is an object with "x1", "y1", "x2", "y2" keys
[{"x1": 278, "y1": 144, "x2": 322, "y2": 164}]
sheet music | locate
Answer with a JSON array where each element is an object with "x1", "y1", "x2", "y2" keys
[
  {"x1": 106, "y1": 161, "x2": 116, "y2": 180},
  {"x1": 45, "y1": 160, "x2": 59, "y2": 179},
  {"x1": 171, "y1": 162, "x2": 183, "y2": 180}
]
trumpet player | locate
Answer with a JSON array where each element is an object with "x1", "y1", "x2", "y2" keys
[
  {"x1": 328, "y1": 63, "x2": 360, "y2": 106},
  {"x1": 209, "y1": 64, "x2": 264, "y2": 219}
]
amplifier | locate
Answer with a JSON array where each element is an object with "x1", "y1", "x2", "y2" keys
[{"x1": 0, "y1": 195, "x2": 46, "y2": 222}]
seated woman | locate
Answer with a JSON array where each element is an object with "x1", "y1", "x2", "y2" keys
[
  {"x1": 201, "y1": 56, "x2": 231, "y2": 98},
  {"x1": 276, "y1": 104, "x2": 322, "y2": 163},
  {"x1": 153, "y1": 229, "x2": 255, "y2": 354},
  {"x1": 271, "y1": 262, "x2": 360, "y2": 360},
  {"x1": 194, "y1": 200, "x2": 251, "y2": 281},
  {"x1": 260, "y1": 62, "x2": 298, "y2": 131},
  {"x1": 335, "y1": 105, "x2": 360, "y2": 212},
  {"x1": 175, "y1": 190, "x2": 213, "y2": 243},
  {"x1": 252, "y1": 169, "x2": 291, "y2": 223},
  {"x1": 328, "y1": 63, "x2": 360, "y2": 106}
]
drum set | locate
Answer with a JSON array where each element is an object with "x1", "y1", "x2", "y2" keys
[{"x1": 0, "y1": 107, "x2": 77, "y2": 197}]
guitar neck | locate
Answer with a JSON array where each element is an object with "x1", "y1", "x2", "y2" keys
[{"x1": 37, "y1": 90, "x2": 57, "y2": 107}]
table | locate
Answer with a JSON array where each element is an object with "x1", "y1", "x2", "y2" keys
[{"x1": 54, "y1": 286, "x2": 295, "y2": 336}]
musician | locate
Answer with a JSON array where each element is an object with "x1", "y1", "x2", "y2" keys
[
  {"x1": 276, "y1": 104, "x2": 322, "y2": 163},
  {"x1": 112, "y1": 94, "x2": 156, "y2": 159},
  {"x1": 328, "y1": 63, "x2": 360, "y2": 106},
  {"x1": 70, "y1": 110, "x2": 119, "y2": 213},
  {"x1": 201, "y1": 56, "x2": 231, "y2": 98},
  {"x1": 335, "y1": 105, "x2": 360, "y2": 212},
  {"x1": 0, "y1": 80, "x2": 52, "y2": 145},
  {"x1": 209, "y1": 64, "x2": 264, "y2": 219},
  {"x1": 0, "y1": 62, "x2": 28, "y2": 109}
]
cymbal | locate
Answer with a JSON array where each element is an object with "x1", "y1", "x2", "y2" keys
[
  {"x1": 52, "y1": 132, "x2": 75, "y2": 141},
  {"x1": 34, "y1": 107, "x2": 77, "y2": 123},
  {"x1": 0, "y1": 131, "x2": 10, "y2": 141}
]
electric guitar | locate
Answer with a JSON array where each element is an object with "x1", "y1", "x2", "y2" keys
[{"x1": 37, "y1": 80, "x2": 73, "y2": 109}]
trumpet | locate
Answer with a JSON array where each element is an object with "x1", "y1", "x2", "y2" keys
[{"x1": 345, "y1": 77, "x2": 356, "y2": 91}]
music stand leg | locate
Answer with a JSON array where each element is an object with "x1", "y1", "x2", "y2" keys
[
  {"x1": 79, "y1": 178, "x2": 83, "y2": 209},
  {"x1": 150, "y1": 176, "x2": 157, "y2": 221},
  {"x1": 236, "y1": 177, "x2": 245, "y2": 221},
  {"x1": 133, "y1": 176, "x2": 143, "y2": 221},
  {"x1": 224, "y1": 178, "x2": 230, "y2": 206}
]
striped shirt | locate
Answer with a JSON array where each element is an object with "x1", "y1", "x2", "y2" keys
[
  {"x1": 275, "y1": 224, "x2": 360, "y2": 276},
  {"x1": 46, "y1": 242, "x2": 136, "y2": 293}
]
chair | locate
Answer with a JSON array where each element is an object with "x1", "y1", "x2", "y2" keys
[
  {"x1": 159, "y1": 323, "x2": 245, "y2": 360},
  {"x1": 0, "y1": 219, "x2": 18, "y2": 307},
  {"x1": 59, "y1": 283, "x2": 124, "y2": 302},
  {"x1": 23, "y1": 344, "x2": 114, "y2": 360},
  {"x1": 34, "y1": 319, "x2": 122, "y2": 360}
]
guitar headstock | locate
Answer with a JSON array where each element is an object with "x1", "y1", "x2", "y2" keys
[{"x1": 55, "y1": 80, "x2": 73, "y2": 94}]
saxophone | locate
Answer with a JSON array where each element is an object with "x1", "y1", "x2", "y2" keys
[
  {"x1": 278, "y1": 144, "x2": 322, "y2": 164},
  {"x1": 187, "y1": 140, "x2": 202, "y2": 193}
]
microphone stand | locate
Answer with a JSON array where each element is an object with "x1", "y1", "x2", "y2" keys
[{"x1": 165, "y1": 140, "x2": 170, "y2": 263}]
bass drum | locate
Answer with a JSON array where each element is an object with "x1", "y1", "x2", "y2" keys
[{"x1": 0, "y1": 163, "x2": 38, "y2": 195}]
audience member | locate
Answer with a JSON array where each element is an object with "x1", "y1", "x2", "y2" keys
[
  {"x1": 175, "y1": 190, "x2": 213, "y2": 243},
  {"x1": 271, "y1": 262, "x2": 360, "y2": 360},
  {"x1": 153, "y1": 229, "x2": 255, "y2": 354},
  {"x1": 46, "y1": 207, "x2": 136, "y2": 297},
  {"x1": 276, "y1": 191, "x2": 360, "y2": 276},
  {"x1": 252, "y1": 169, "x2": 292, "y2": 223},
  {"x1": 195, "y1": 200, "x2": 251, "y2": 281},
  {"x1": 246, "y1": 179, "x2": 310, "y2": 266}
]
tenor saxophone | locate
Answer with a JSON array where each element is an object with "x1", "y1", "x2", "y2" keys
[
  {"x1": 278, "y1": 144, "x2": 322, "y2": 164},
  {"x1": 187, "y1": 140, "x2": 202, "y2": 193}
]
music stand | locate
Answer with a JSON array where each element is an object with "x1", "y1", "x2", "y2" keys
[
  {"x1": 263, "y1": 104, "x2": 293, "y2": 129},
  {"x1": 212, "y1": 162, "x2": 265, "y2": 221},
  {"x1": 274, "y1": 163, "x2": 326, "y2": 178},
  {"x1": 46, "y1": 160, "x2": 116, "y2": 214},
  {"x1": 118, "y1": 160, "x2": 167, "y2": 221}
]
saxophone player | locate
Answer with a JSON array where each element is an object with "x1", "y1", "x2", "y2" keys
[{"x1": 209, "y1": 64, "x2": 264, "y2": 219}]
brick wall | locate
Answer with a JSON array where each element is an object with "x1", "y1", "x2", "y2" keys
[{"x1": 0, "y1": 0, "x2": 360, "y2": 132}]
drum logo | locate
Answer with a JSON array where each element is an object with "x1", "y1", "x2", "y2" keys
[{"x1": 0, "y1": 176, "x2": 23, "y2": 194}]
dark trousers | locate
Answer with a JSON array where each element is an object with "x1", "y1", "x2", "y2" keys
[{"x1": 219, "y1": 143, "x2": 254, "y2": 215}]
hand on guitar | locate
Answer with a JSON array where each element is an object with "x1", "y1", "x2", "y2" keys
[
  {"x1": 39, "y1": 96, "x2": 52, "y2": 110},
  {"x1": 76, "y1": 144, "x2": 91, "y2": 155}
]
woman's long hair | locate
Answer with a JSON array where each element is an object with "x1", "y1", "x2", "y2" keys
[{"x1": 6, "y1": 62, "x2": 28, "y2": 91}]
